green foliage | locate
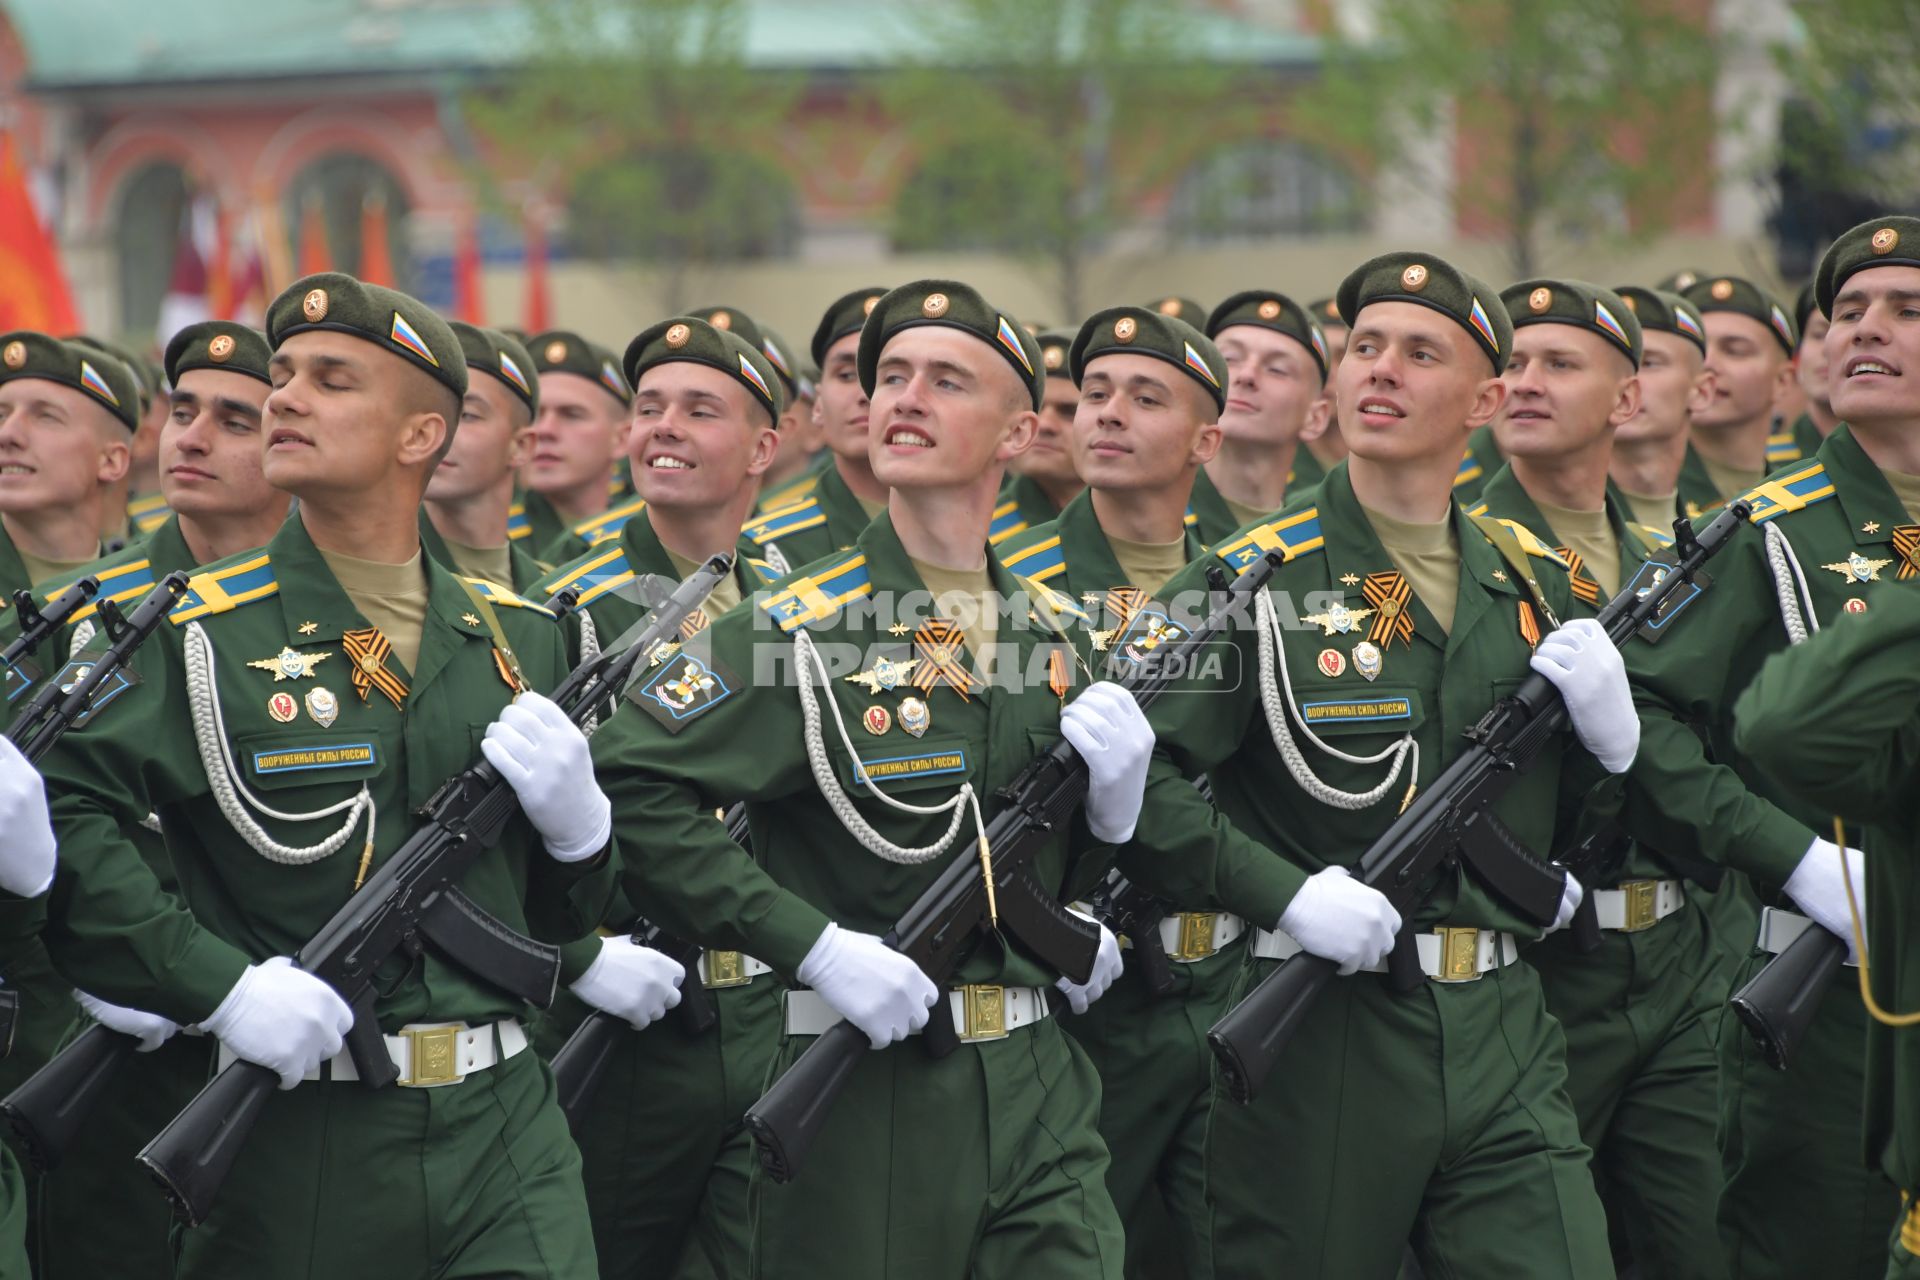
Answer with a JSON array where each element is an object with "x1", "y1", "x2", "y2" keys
[{"x1": 1777, "y1": 0, "x2": 1920, "y2": 203}]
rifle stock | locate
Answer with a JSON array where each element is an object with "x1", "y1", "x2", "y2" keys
[
  {"x1": 0, "y1": 1024, "x2": 136, "y2": 1172},
  {"x1": 1729, "y1": 924, "x2": 1847, "y2": 1070}
]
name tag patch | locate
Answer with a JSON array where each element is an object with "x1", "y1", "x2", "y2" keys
[
  {"x1": 852, "y1": 749, "x2": 968, "y2": 786},
  {"x1": 1301, "y1": 698, "x2": 1412, "y2": 724},
  {"x1": 252, "y1": 742, "x2": 378, "y2": 775}
]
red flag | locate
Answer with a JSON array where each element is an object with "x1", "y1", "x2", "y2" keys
[
  {"x1": 297, "y1": 194, "x2": 329, "y2": 277},
  {"x1": 522, "y1": 209, "x2": 549, "y2": 334},
  {"x1": 452, "y1": 214, "x2": 482, "y2": 324},
  {"x1": 0, "y1": 134, "x2": 79, "y2": 332},
  {"x1": 207, "y1": 204, "x2": 233, "y2": 318},
  {"x1": 358, "y1": 193, "x2": 393, "y2": 286}
]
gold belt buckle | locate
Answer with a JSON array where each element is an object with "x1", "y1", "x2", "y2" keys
[
  {"x1": 1434, "y1": 927, "x2": 1484, "y2": 982},
  {"x1": 399, "y1": 1025, "x2": 463, "y2": 1087},
  {"x1": 958, "y1": 984, "x2": 1008, "y2": 1042},
  {"x1": 1173, "y1": 912, "x2": 1218, "y2": 961},
  {"x1": 1619, "y1": 880, "x2": 1659, "y2": 932},
  {"x1": 703, "y1": 950, "x2": 751, "y2": 989}
]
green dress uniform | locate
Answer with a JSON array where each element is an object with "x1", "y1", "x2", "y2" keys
[
  {"x1": 735, "y1": 463, "x2": 879, "y2": 577},
  {"x1": 1000, "y1": 492, "x2": 1224, "y2": 1279},
  {"x1": 591, "y1": 508, "x2": 1127, "y2": 1280},
  {"x1": 999, "y1": 471, "x2": 1066, "y2": 533},
  {"x1": 126, "y1": 492, "x2": 172, "y2": 539},
  {"x1": 752, "y1": 455, "x2": 827, "y2": 518},
  {"x1": 1620, "y1": 426, "x2": 1907, "y2": 1279},
  {"x1": 33, "y1": 515, "x2": 218, "y2": 1280},
  {"x1": 36, "y1": 512, "x2": 614, "y2": 1278},
  {"x1": 1129, "y1": 459, "x2": 1613, "y2": 1278},
  {"x1": 516, "y1": 489, "x2": 570, "y2": 562},
  {"x1": 419, "y1": 511, "x2": 548, "y2": 595},
  {"x1": 1289, "y1": 446, "x2": 1329, "y2": 493},
  {"x1": 1731, "y1": 583, "x2": 1920, "y2": 1279},
  {"x1": 1184, "y1": 468, "x2": 1242, "y2": 546},
  {"x1": 1471, "y1": 461, "x2": 1731, "y2": 1280},
  {"x1": 527, "y1": 506, "x2": 785, "y2": 1280},
  {"x1": 1787, "y1": 412, "x2": 1825, "y2": 464},
  {"x1": 1455, "y1": 421, "x2": 1504, "y2": 503}
]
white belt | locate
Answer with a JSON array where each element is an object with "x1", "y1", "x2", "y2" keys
[
  {"x1": 1153, "y1": 912, "x2": 1247, "y2": 962},
  {"x1": 215, "y1": 1019, "x2": 528, "y2": 1087},
  {"x1": 1591, "y1": 879, "x2": 1686, "y2": 932},
  {"x1": 783, "y1": 985, "x2": 1053, "y2": 1043},
  {"x1": 1757, "y1": 906, "x2": 1859, "y2": 968},
  {"x1": 1250, "y1": 926, "x2": 1519, "y2": 982},
  {"x1": 697, "y1": 950, "x2": 772, "y2": 988}
]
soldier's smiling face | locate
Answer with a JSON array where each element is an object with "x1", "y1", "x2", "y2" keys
[
  {"x1": 1825, "y1": 264, "x2": 1920, "y2": 430},
  {"x1": 263, "y1": 332, "x2": 451, "y2": 498},
  {"x1": 0, "y1": 378, "x2": 129, "y2": 515},
  {"x1": 163, "y1": 367, "x2": 280, "y2": 520},
  {"x1": 1336, "y1": 301, "x2": 1504, "y2": 467},
  {"x1": 867, "y1": 327, "x2": 1035, "y2": 491},
  {"x1": 1073, "y1": 352, "x2": 1220, "y2": 493},
  {"x1": 1495, "y1": 324, "x2": 1639, "y2": 460},
  {"x1": 629, "y1": 361, "x2": 777, "y2": 510}
]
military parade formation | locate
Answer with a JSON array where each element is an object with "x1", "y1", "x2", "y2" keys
[{"x1": 0, "y1": 207, "x2": 1913, "y2": 1280}]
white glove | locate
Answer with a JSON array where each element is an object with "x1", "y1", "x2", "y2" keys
[
  {"x1": 1059, "y1": 682, "x2": 1155, "y2": 843},
  {"x1": 1784, "y1": 837, "x2": 1868, "y2": 961},
  {"x1": 570, "y1": 935, "x2": 684, "y2": 1030},
  {"x1": 482, "y1": 692, "x2": 613, "y2": 862},
  {"x1": 1277, "y1": 865, "x2": 1401, "y2": 976},
  {"x1": 1054, "y1": 911, "x2": 1123, "y2": 1014},
  {"x1": 1545, "y1": 872, "x2": 1586, "y2": 935},
  {"x1": 202, "y1": 957, "x2": 354, "y2": 1090},
  {"x1": 1529, "y1": 618, "x2": 1639, "y2": 773},
  {"x1": 0, "y1": 737, "x2": 55, "y2": 899},
  {"x1": 75, "y1": 990, "x2": 179, "y2": 1052},
  {"x1": 796, "y1": 923, "x2": 938, "y2": 1050}
]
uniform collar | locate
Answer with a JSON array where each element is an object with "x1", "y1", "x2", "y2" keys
[
  {"x1": 622, "y1": 506, "x2": 768, "y2": 599},
  {"x1": 1481, "y1": 464, "x2": 1656, "y2": 571},
  {"x1": 1676, "y1": 442, "x2": 1725, "y2": 516},
  {"x1": 0, "y1": 517, "x2": 33, "y2": 595},
  {"x1": 1186, "y1": 466, "x2": 1241, "y2": 543},
  {"x1": 813, "y1": 460, "x2": 880, "y2": 547},
  {"x1": 1053, "y1": 487, "x2": 1205, "y2": 601},
  {"x1": 1821, "y1": 425, "x2": 1912, "y2": 549},
  {"x1": 142, "y1": 513, "x2": 201, "y2": 577}
]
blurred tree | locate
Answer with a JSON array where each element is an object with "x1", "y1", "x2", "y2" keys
[
  {"x1": 467, "y1": 0, "x2": 801, "y2": 310},
  {"x1": 881, "y1": 0, "x2": 1269, "y2": 319},
  {"x1": 1302, "y1": 0, "x2": 1720, "y2": 278}
]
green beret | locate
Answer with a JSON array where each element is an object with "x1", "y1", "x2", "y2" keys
[
  {"x1": 1681, "y1": 275, "x2": 1796, "y2": 355},
  {"x1": 1500, "y1": 278, "x2": 1642, "y2": 369},
  {"x1": 1657, "y1": 269, "x2": 1706, "y2": 294},
  {"x1": 687, "y1": 306, "x2": 798, "y2": 398},
  {"x1": 0, "y1": 332, "x2": 141, "y2": 431},
  {"x1": 1036, "y1": 328, "x2": 1076, "y2": 381},
  {"x1": 268, "y1": 272, "x2": 467, "y2": 402},
  {"x1": 69, "y1": 336, "x2": 153, "y2": 416},
  {"x1": 1813, "y1": 216, "x2": 1920, "y2": 319},
  {"x1": 1793, "y1": 281, "x2": 1819, "y2": 336},
  {"x1": 1205, "y1": 290, "x2": 1330, "y2": 382},
  {"x1": 1144, "y1": 295, "x2": 1207, "y2": 327},
  {"x1": 811, "y1": 285, "x2": 889, "y2": 368},
  {"x1": 857, "y1": 279, "x2": 1046, "y2": 410},
  {"x1": 449, "y1": 322, "x2": 538, "y2": 417},
  {"x1": 1613, "y1": 286, "x2": 1707, "y2": 355},
  {"x1": 529, "y1": 329, "x2": 628, "y2": 405},
  {"x1": 164, "y1": 321, "x2": 272, "y2": 387},
  {"x1": 1071, "y1": 307, "x2": 1226, "y2": 411},
  {"x1": 761, "y1": 325, "x2": 803, "y2": 400},
  {"x1": 624, "y1": 316, "x2": 788, "y2": 428},
  {"x1": 1308, "y1": 296, "x2": 1345, "y2": 328},
  {"x1": 1336, "y1": 251, "x2": 1512, "y2": 374}
]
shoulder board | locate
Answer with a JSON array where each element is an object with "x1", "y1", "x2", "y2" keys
[
  {"x1": 571, "y1": 495, "x2": 647, "y2": 546},
  {"x1": 1453, "y1": 451, "x2": 1484, "y2": 489},
  {"x1": 1635, "y1": 523, "x2": 1676, "y2": 549},
  {"x1": 126, "y1": 492, "x2": 171, "y2": 534},
  {"x1": 757, "y1": 472, "x2": 821, "y2": 515},
  {"x1": 1183, "y1": 505, "x2": 1198, "y2": 527},
  {"x1": 757, "y1": 553, "x2": 870, "y2": 633},
  {"x1": 987, "y1": 499, "x2": 1029, "y2": 547},
  {"x1": 999, "y1": 534, "x2": 1067, "y2": 584},
  {"x1": 170, "y1": 554, "x2": 279, "y2": 625},
  {"x1": 506, "y1": 501, "x2": 533, "y2": 542},
  {"x1": 462, "y1": 576, "x2": 555, "y2": 617},
  {"x1": 1018, "y1": 575, "x2": 1089, "y2": 626},
  {"x1": 742, "y1": 496, "x2": 826, "y2": 547},
  {"x1": 1465, "y1": 500, "x2": 1490, "y2": 518},
  {"x1": 1480, "y1": 517, "x2": 1571, "y2": 568},
  {"x1": 541, "y1": 545, "x2": 635, "y2": 610},
  {"x1": 57, "y1": 557, "x2": 157, "y2": 624},
  {"x1": 1764, "y1": 431, "x2": 1803, "y2": 467},
  {"x1": 1741, "y1": 461, "x2": 1836, "y2": 525},
  {"x1": 1216, "y1": 508, "x2": 1324, "y2": 571},
  {"x1": 743, "y1": 556, "x2": 780, "y2": 585}
]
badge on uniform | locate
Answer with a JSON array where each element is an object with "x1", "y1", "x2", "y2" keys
[
  {"x1": 1821, "y1": 551, "x2": 1892, "y2": 584},
  {"x1": 1301, "y1": 602, "x2": 1376, "y2": 636},
  {"x1": 1622, "y1": 556, "x2": 1709, "y2": 644},
  {"x1": 1108, "y1": 605, "x2": 1186, "y2": 673},
  {"x1": 44, "y1": 657, "x2": 140, "y2": 729},
  {"x1": 305, "y1": 686, "x2": 340, "y2": 727},
  {"x1": 863, "y1": 705, "x2": 891, "y2": 735},
  {"x1": 898, "y1": 696, "x2": 930, "y2": 738},
  {"x1": 3, "y1": 655, "x2": 42, "y2": 707},
  {"x1": 246, "y1": 646, "x2": 329, "y2": 681},
  {"x1": 845, "y1": 653, "x2": 920, "y2": 695},
  {"x1": 1362, "y1": 572, "x2": 1416, "y2": 650},
  {"x1": 629, "y1": 651, "x2": 737, "y2": 733},
  {"x1": 909, "y1": 619, "x2": 975, "y2": 701},
  {"x1": 1351, "y1": 640, "x2": 1383, "y2": 681}
]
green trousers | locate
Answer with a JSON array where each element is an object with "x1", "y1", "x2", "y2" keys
[
  {"x1": 533, "y1": 974, "x2": 782, "y2": 1279},
  {"x1": 749, "y1": 1005, "x2": 1124, "y2": 1279},
  {"x1": 1060, "y1": 934, "x2": 1243, "y2": 1279},
  {"x1": 1692, "y1": 873, "x2": 1759, "y2": 1050},
  {"x1": 36, "y1": 1030, "x2": 214, "y2": 1280},
  {"x1": 173, "y1": 1036, "x2": 594, "y2": 1279},
  {"x1": 1531, "y1": 900, "x2": 1728, "y2": 1280},
  {"x1": 1717, "y1": 949, "x2": 1892, "y2": 1279},
  {"x1": 1205, "y1": 953, "x2": 1613, "y2": 1280}
]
